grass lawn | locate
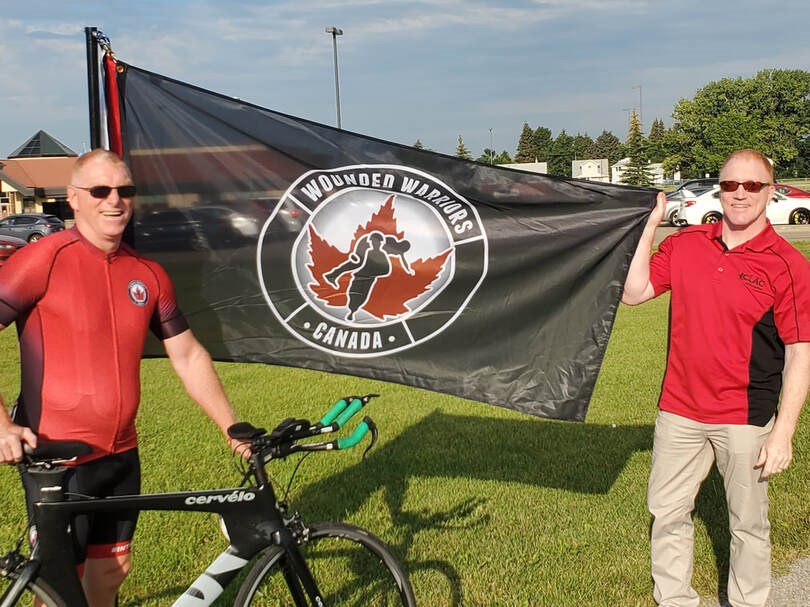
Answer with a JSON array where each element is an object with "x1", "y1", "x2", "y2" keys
[{"x1": 1, "y1": 259, "x2": 809, "y2": 605}]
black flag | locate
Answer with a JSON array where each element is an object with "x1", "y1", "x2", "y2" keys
[{"x1": 112, "y1": 61, "x2": 654, "y2": 421}]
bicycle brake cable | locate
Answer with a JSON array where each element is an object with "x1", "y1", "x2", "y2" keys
[{"x1": 282, "y1": 452, "x2": 312, "y2": 502}]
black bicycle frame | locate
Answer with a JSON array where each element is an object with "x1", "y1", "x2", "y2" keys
[{"x1": 12, "y1": 465, "x2": 323, "y2": 607}]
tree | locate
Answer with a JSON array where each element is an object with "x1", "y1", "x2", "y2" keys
[
  {"x1": 666, "y1": 69, "x2": 810, "y2": 177},
  {"x1": 784, "y1": 135, "x2": 810, "y2": 178},
  {"x1": 593, "y1": 130, "x2": 623, "y2": 166},
  {"x1": 476, "y1": 149, "x2": 513, "y2": 164},
  {"x1": 493, "y1": 150, "x2": 513, "y2": 164},
  {"x1": 572, "y1": 133, "x2": 596, "y2": 160},
  {"x1": 514, "y1": 123, "x2": 536, "y2": 163},
  {"x1": 477, "y1": 148, "x2": 496, "y2": 164},
  {"x1": 621, "y1": 109, "x2": 655, "y2": 187},
  {"x1": 548, "y1": 130, "x2": 574, "y2": 176},
  {"x1": 532, "y1": 126, "x2": 553, "y2": 162},
  {"x1": 455, "y1": 135, "x2": 473, "y2": 160},
  {"x1": 413, "y1": 139, "x2": 424, "y2": 149},
  {"x1": 646, "y1": 118, "x2": 667, "y2": 163}
]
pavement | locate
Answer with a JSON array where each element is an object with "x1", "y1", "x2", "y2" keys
[{"x1": 699, "y1": 557, "x2": 810, "y2": 606}]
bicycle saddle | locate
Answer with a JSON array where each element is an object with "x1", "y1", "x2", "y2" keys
[{"x1": 24, "y1": 440, "x2": 92, "y2": 462}]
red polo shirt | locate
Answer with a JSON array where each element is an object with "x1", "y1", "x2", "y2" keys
[{"x1": 649, "y1": 222, "x2": 810, "y2": 425}]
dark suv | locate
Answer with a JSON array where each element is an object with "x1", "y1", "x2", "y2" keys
[{"x1": 0, "y1": 214, "x2": 65, "y2": 242}]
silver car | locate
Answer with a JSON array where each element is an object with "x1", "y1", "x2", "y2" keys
[{"x1": 0, "y1": 214, "x2": 65, "y2": 242}]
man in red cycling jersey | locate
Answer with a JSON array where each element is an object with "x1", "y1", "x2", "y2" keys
[{"x1": 0, "y1": 149, "x2": 242, "y2": 607}]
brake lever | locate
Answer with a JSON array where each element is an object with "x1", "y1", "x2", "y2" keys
[{"x1": 361, "y1": 416, "x2": 378, "y2": 460}]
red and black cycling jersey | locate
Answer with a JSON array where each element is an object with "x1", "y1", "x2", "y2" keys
[{"x1": 0, "y1": 227, "x2": 188, "y2": 462}]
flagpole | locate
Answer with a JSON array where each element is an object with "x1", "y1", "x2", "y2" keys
[{"x1": 84, "y1": 26, "x2": 102, "y2": 150}]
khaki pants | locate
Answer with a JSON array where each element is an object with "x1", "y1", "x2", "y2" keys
[{"x1": 648, "y1": 410, "x2": 773, "y2": 607}]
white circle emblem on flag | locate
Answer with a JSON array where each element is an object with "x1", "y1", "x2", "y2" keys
[{"x1": 257, "y1": 165, "x2": 488, "y2": 358}]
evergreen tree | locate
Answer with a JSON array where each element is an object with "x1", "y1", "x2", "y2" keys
[
  {"x1": 455, "y1": 135, "x2": 473, "y2": 160},
  {"x1": 413, "y1": 139, "x2": 424, "y2": 149},
  {"x1": 532, "y1": 126, "x2": 553, "y2": 162},
  {"x1": 477, "y1": 148, "x2": 497, "y2": 164},
  {"x1": 572, "y1": 133, "x2": 596, "y2": 160},
  {"x1": 594, "y1": 130, "x2": 623, "y2": 166},
  {"x1": 514, "y1": 123, "x2": 536, "y2": 163},
  {"x1": 548, "y1": 130, "x2": 574, "y2": 176},
  {"x1": 493, "y1": 150, "x2": 513, "y2": 164},
  {"x1": 621, "y1": 110, "x2": 655, "y2": 187},
  {"x1": 646, "y1": 118, "x2": 667, "y2": 163}
]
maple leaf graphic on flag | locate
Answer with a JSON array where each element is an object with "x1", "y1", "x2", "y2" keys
[{"x1": 307, "y1": 195, "x2": 451, "y2": 321}]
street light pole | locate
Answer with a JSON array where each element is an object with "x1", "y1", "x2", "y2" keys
[
  {"x1": 489, "y1": 128, "x2": 494, "y2": 164},
  {"x1": 325, "y1": 26, "x2": 343, "y2": 129}
]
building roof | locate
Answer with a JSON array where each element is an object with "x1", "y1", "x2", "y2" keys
[
  {"x1": 0, "y1": 157, "x2": 76, "y2": 196},
  {"x1": 0, "y1": 131, "x2": 78, "y2": 197},
  {"x1": 8, "y1": 130, "x2": 78, "y2": 159}
]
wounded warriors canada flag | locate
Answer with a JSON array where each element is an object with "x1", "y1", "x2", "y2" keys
[{"x1": 103, "y1": 58, "x2": 655, "y2": 421}]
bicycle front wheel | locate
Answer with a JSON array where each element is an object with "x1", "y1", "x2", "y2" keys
[
  {"x1": 234, "y1": 521, "x2": 416, "y2": 606},
  {"x1": 0, "y1": 572, "x2": 66, "y2": 607}
]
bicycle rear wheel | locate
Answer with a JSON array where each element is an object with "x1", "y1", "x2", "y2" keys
[
  {"x1": 234, "y1": 521, "x2": 415, "y2": 606},
  {"x1": 0, "y1": 572, "x2": 66, "y2": 607}
]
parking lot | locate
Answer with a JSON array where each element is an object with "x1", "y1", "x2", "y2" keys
[{"x1": 655, "y1": 224, "x2": 810, "y2": 246}]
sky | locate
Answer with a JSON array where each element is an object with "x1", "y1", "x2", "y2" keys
[{"x1": 1, "y1": 0, "x2": 809, "y2": 160}]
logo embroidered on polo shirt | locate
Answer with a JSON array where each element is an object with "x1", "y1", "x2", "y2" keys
[{"x1": 738, "y1": 272, "x2": 766, "y2": 289}]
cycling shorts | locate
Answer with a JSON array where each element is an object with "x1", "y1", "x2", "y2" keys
[{"x1": 22, "y1": 448, "x2": 141, "y2": 562}]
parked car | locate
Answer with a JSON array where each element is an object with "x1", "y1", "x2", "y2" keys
[
  {"x1": 133, "y1": 208, "x2": 208, "y2": 252},
  {"x1": 766, "y1": 192, "x2": 810, "y2": 225},
  {"x1": 677, "y1": 186, "x2": 810, "y2": 225},
  {"x1": 667, "y1": 178, "x2": 717, "y2": 201},
  {"x1": 665, "y1": 184, "x2": 717, "y2": 225},
  {"x1": 0, "y1": 214, "x2": 65, "y2": 242},
  {"x1": 0, "y1": 235, "x2": 27, "y2": 265},
  {"x1": 188, "y1": 205, "x2": 261, "y2": 246},
  {"x1": 133, "y1": 205, "x2": 262, "y2": 252},
  {"x1": 775, "y1": 183, "x2": 810, "y2": 199}
]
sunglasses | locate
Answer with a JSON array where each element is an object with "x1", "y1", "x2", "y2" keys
[
  {"x1": 72, "y1": 184, "x2": 137, "y2": 198},
  {"x1": 718, "y1": 180, "x2": 771, "y2": 193}
]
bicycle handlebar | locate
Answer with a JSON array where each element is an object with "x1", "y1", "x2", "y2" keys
[{"x1": 227, "y1": 393, "x2": 380, "y2": 462}]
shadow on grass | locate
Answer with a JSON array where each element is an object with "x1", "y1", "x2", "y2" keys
[
  {"x1": 282, "y1": 411, "x2": 654, "y2": 606},
  {"x1": 123, "y1": 414, "x2": 735, "y2": 606},
  {"x1": 695, "y1": 466, "x2": 731, "y2": 603}
]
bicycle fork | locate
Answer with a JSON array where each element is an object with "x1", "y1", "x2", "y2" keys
[
  {"x1": 276, "y1": 528, "x2": 325, "y2": 607},
  {"x1": 0, "y1": 558, "x2": 40, "y2": 607}
]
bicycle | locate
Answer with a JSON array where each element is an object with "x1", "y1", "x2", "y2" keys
[{"x1": 0, "y1": 393, "x2": 416, "y2": 606}]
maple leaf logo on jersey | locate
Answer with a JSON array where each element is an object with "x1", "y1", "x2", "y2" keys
[
  {"x1": 127, "y1": 280, "x2": 148, "y2": 307},
  {"x1": 257, "y1": 165, "x2": 488, "y2": 358},
  {"x1": 307, "y1": 195, "x2": 451, "y2": 322}
]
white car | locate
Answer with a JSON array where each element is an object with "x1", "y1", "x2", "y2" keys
[
  {"x1": 665, "y1": 185, "x2": 717, "y2": 226},
  {"x1": 677, "y1": 186, "x2": 810, "y2": 226},
  {"x1": 767, "y1": 193, "x2": 810, "y2": 225}
]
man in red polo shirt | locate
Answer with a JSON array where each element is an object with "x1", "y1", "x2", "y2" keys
[
  {"x1": 623, "y1": 149, "x2": 810, "y2": 607},
  {"x1": 0, "y1": 149, "x2": 242, "y2": 607}
]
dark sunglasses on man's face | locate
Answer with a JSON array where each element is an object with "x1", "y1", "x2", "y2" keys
[
  {"x1": 718, "y1": 180, "x2": 771, "y2": 193},
  {"x1": 72, "y1": 184, "x2": 137, "y2": 198}
]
